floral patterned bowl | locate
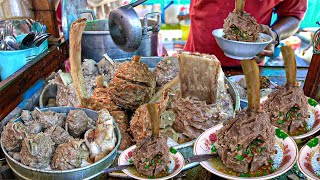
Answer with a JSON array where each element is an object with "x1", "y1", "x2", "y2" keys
[
  {"x1": 298, "y1": 136, "x2": 320, "y2": 179},
  {"x1": 194, "y1": 124, "x2": 298, "y2": 180},
  {"x1": 118, "y1": 145, "x2": 185, "y2": 180},
  {"x1": 291, "y1": 98, "x2": 320, "y2": 140}
]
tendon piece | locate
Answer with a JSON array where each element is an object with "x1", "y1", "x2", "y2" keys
[
  {"x1": 178, "y1": 53, "x2": 221, "y2": 104},
  {"x1": 31, "y1": 110, "x2": 66, "y2": 128},
  {"x1": 132, "y1": 136, "x2": 170, "y2": 177},
  {"x1": 51, "y1": 138, "x2": 90, "y2": 170},
  {"x1": 154, "y1": 56, "x2": 179, "y2": 87},
  {"x1": 109, "y1": 56, "x2": 156, "y2": 110},
  {"x1": 85, "y1": 110, "x2": 117, "y2": 162},
  {"x1": 82, "y1": 59, "x2": 98, "y2": 76},
  {"x1": 21, "y1": 110, "x2": 32, "y2": 125},
  {"x1": 223, "y1": 0, "x2": 261, "y2": 42},
  {"x1": 20, "y1": 133, "x2": 55, "y2": 169},
  {"x1": 97, "y1": 56, "x2": 122, "y2": 82},
  {"x1": 1, "y1": 121, "x2": 27, "y2": 152},
  {"x1": 216, "y1": 109, "x2": 275, "y2": 172},
  {"x1": 44, "y1": 126, "x2": 71, "y2": 145},
  {"x1": 66, "y1": 110, "x2": 95, "y2": 138}
]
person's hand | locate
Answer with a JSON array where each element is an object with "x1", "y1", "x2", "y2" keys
[{"x1": 254, "y1": 24, "x2": 277, "y2": 63}]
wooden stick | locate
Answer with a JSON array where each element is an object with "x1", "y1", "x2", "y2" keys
[
  {"x1": 147, "y1": 103, "x2": 160, "y2": 137},
  {"x1": 235, "y1": 0, "x2": 246, "y2": 13},
  {"x1": 69, "y1": 18, "x2": 89, "y2": 104},
  {"x1": 281, "y1": 46, "x2": 297, "y2": 86},
  {"x1": 241, "y1": 60, "x2": 260, "y2": 111}
]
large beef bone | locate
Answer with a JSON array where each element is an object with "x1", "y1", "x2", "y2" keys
[
  {"x1": 147, "y1": 103, "x2": 160, "y2": 137},
  {"x1": 69, "y1": 18, "x2": 89, "y2": 105},
  {"x1": 281, "y1": 46, "x2": 298, "y2": 86},
  {"x1": 241, "y1": 60, "x2": 261, "y2": 111},
  {"x1": 178, "y1": 53, "x2": 221, "y2": 104},
  {"x1": 235, "y1": 0, "x2": 246, "y2": 13}
]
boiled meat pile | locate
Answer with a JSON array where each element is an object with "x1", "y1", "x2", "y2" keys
[
  {"x1": 216, "y1": 109, "x2": 275, "y2": 172},
  {"x1": 223, "y1": 10, "x2": 261, "y2": 42},
  {"x1": 263, "y1": 84, "x2": 308, "y2": 133},
  {"x1": 132, "y1": 136, "x2": 170, "y2": 177}
]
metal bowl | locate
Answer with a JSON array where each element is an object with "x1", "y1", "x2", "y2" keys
[
  {"x1": 212, "y1": 28, "x2": 273, "y2": 60},
  {"x1": 1, "y1": 107, "x2": 121, "y2": 180}
]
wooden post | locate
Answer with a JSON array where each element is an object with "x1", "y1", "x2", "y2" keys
[{"x1": 32, "y1": 0, "x2": 60, "y2": 37}]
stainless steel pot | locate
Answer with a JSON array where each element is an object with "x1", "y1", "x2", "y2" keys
[
  {"x1": 1, "y1": 107, "x2": 121, "y2": 180},
  {"x1": 79, "y1": 10, "x2": 160, "y2": 61}
]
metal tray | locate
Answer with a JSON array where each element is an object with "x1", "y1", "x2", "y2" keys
[{"x1": 1, "y1": 107, "x2": 121, "y2": 180}]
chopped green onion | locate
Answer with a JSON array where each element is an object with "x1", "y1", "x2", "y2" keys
[
  {"x1": 277, "y1": 120, "x2": 285, "y2": 124},
  {"x1": 279, "y1": 112, "x2": 283, "y2": 117},
  {"x1": 237, "y1": 144, "x2": 242, "y2": 151},
  {"x1": 308, "y1": 98, "x2": 318, "y2": 107},
  {"x1": 129, "y1": 159, "x2": 133, "y2": 164},
  {"x1": 211, "y1": 145, "x2": 217, "y2": 153},
  {"x1": 169, "y1": 147, "x2": 177, "y2": 154},
  {"x1": 145, "y1": 164, "x2": 150, "y2": 169},
  {"x1": 235, "y1": 155, "x2": 244, "y2": 161},
  {"x1": 148, "y1": 175, "x2": 154, "y2": 179}
]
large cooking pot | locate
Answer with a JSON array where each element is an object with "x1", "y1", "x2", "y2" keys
[
  {"x1": 1, "y1": 107, "x2": 121, "y2": 179},
  {"x1": 79, "y1": 10, "x2": 161, "y2": 61}
]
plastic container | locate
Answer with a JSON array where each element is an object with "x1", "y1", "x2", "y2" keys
[
  {"x1": 0, "y1": 34, "x2": 48, "y2": 80},
  {"x1": 179, "y1": 6, "x2": 190, "y2": 41}
]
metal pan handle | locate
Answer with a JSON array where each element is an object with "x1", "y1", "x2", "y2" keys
[
  {"x1": 77, "y1": 9, "x2": 96, "y2": 20},
  {"x1": 130, "y1": 0, "x2": 148, "y2": 7},
  {"x1": 143, "y1": 12, "x2": 161, "y2": 33}
]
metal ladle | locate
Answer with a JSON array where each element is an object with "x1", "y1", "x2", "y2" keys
[{"x1": 108, "y1": 0, "x2": 147, "y2": 52}]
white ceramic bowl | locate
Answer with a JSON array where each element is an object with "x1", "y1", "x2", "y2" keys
[
  {"x1": 212, "y1": 28, "x2": 273, "y2": 60},
  {"x1": 194, "y1": 124, "x2": 298, "y2": 180}
]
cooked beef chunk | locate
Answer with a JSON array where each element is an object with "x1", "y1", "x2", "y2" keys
[
  {"x1": 20, "y1": 133, "x2": 55, "y2": 169},
  {"x1": 28, "y1": 121, "x2": 43, "y2": 134},
  {"x1": 216, "y1": 109, "x2": 274, "y2": 172},
  {"x1": 1, "y1": 121, "x2": 27, "y2": 152},
  {"x1": 132, "y1": 136, "x2": 170, "y2": 177},
  {"x1": 21, "y1": 110, "x2": 32, "y2": 125},
  {"x1": 110, "y1": 111, "x2": 133, "y2": 150},
  {"x1": 66, "y1": 110, "x2": 95, "y2": 137},
  {"x1": 31, "y1": 110, "x2": 66, "y2": 128},
  {"x1": 223, "y1": 11, "x2": 261, "y2": 42},
  {"x1": 130, "y1": 104, "x2": 152, "y2": 142},
  {"x1": 154, "y1": 56, "x2": 179, "y2": 87},
  {"x1": 51, "y1": 138, "x2": 90, "y2": 170},
  {"x1": 263, "y1": 84, "x2": 308, "y2": 133},
  {"x1": 109, "y1": 56, "x2": 156, "y2": 110},
  {"x1": 44, "y1": 126, "x2": 71, "y2": 145},
  {"x1": 82, "y1": 59, "x2": 98, "y2": 76}
]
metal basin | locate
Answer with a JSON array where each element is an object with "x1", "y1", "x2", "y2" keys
[{"x1": 1, "y1": 107, "x2": 121, "y2": 180}]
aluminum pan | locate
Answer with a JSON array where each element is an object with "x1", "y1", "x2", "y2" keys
[{"x1": 1, "y1": 107, "x2": 121, "y2": 180}]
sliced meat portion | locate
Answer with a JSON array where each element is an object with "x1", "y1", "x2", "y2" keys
[
  {"x1": 44, "y1": 126, "x2": 71, "y2": 145},
  {"x1": 223, "y1": 10, "x2": 261, "y2": 42},
  {"x1": 1, "y1": 121, "x2": 27, "y2": 152},
  {"x1": 66, "y1": 110, "x2": 95, "y2": 137},
  {"x1": 216, "y1": 109, "x2": 274, "y2": 172},
  {"x1": 132, "y1": 136, "x2": 170, "y2": 177},
  {"x1": 263, "y1": 84, "x2": 308, "y2": 133}
]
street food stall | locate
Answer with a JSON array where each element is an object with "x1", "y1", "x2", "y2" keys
[{"x1": 0, "y1": 0, "x2": 320, "y2": 179}]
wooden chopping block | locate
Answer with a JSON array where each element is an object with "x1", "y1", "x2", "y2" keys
[{"x1": 178, "y1": 53, "x2": 221, "y2": 104}]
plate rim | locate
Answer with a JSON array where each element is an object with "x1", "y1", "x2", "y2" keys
[
  {"x1": 118, "y1": 145, "x2": 185, "y2": 180},
  {"x1": 193, "y1": 124, "x2": 298, "y2": 180},
  {"x1": 297, "y1": 139, "x2": 320, "y2": 180}
]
